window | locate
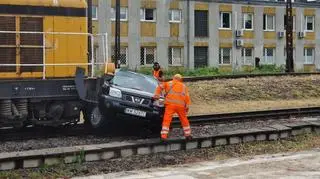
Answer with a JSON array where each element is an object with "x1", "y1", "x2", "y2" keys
[
  {"x1": 241, "y1": 48, "x2": 253, "y2": 65},
  {"x1": 168, "y1": 48, "x2": 183, "y2": 65},
  {"x1": 304, "y1": 48, "x2": 314, "y2": 64},
  {"x1": 195, "y1": 10, "x2": 208, "y2": 37},
  {"x1": 169, "y1": 10, "x2": 181, "y2": 23},
  {"x1": 242, "y1": 13, "x2": 253, "y2": 30},
  {"x1": 111, "y1": 47, "x2": 128, "y2": 66},
  {"x1": 92, "y1": 6, "x2": 98, "y2": 20},
  {"x1": 284, "y1": 15, "x2": 296, "y2": 31},
  {"x1": 219, "y1": 48, "x2": 232, "y2": 64},
  {"x1": 111, "y1": 7, "x2": 128, "y2": 21},
  {"x1": 141, "y1": 9, "x2": 156, "y2": 21},
  {"x1": 140, "y1": 47, "x2": 156, "y2": 65},
  {"x1": 220, "y1": 12, "x2": 231, "y2": 29},
  {"x1": 263, "y1": 48, "x2": 275, "y2": 64},
  {"x1": 263, "y1": 14, "x2": 275, "y2": 31},
  {"x1": 305, "y1": 16, "x2": 314, "y2": 31}
]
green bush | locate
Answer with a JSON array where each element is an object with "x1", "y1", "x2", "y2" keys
[
  {"x1": 136, "y1": 65, "x2": 288, "y2": 78},
  {"x1": 252, "y1": 64, "x2": 286, "y2": 73}
]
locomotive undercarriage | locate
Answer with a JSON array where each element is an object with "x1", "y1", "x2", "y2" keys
[
  {"x1": 0, "y1": 99, "x2": 83, "y2": 128},
  {"x1": 0, "y1": 76, "x2": 99, "y2": 129}
]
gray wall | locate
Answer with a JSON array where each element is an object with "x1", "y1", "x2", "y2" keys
[{"x1": 97, "y1": 0, "x2": 319, "y2": 71}]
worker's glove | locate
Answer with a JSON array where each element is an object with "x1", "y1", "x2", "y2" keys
[{"x1": 153, "y1": 95, "x2": 160, "y2": 100}]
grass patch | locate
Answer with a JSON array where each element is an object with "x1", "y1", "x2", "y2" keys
[
  {"x1": 1, "y1": 133, "x2": 319, "y2": 178},
  {"x1": 137, "y1": 65, "x2": 286, "y2": 79}
]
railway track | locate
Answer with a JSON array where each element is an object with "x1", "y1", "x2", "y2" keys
[
  {"x1": 0, "y1": 111, "x2": 319, "y2": 171},
  {"x1": 171, "y1": 72, "x2": 320, "y2": 82},
  {"x1": 1, "y1": 107, "x2": 320, "y2": 142}
]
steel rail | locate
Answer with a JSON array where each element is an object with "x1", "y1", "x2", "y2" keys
[
  {"x1": 1, "y1": 107, "x2": 320, "y2": 142},
  {"x1": 179, "y1": 107, "x2": 320, "y2": 126},
  {"x1": 165, "y1": 72, "x2": 320, "y2": 82}
]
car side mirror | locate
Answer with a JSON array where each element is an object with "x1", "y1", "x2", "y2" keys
[{"x1": 101, "y1": 81, "x2": 110, "y2": 94}]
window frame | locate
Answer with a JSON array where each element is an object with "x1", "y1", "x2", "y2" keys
[
  {"x1": 168, "y1": 47, "x2": 183, "y2": 66},
  {"x1": 169, "y1": 9, "x2": 182, "y2": 23},
  {"x1": 92, "y1": 6, "x2": 98, "y2": 20},
  {"x1": 304, "y1": 48, "x2": 315, "y2": 64},
  {"x1": 140, "y1": 8, "x2": 156, "y2": 22},
  {"x1": 140, "y1": 47, "x2": 156, "y2": 66},
  {"x1": 194, "y1": 10, "x2": 209, "y2": 37},
  {"x1": 219, "y1": 48, "x2": 232, "y2": 65},
  {"x1": 242, "y1": 13, "x2": 253, "y2": 30},
  {"x1": 219, "y1": 12, "x2": 231, "y2": 29},
  {"x1": 304, "y1": 16, "x2": 314, "y2": 32},
  {"x1": 110, "y1": 7, "x2": 128, "y2": 21},
  {"x1": 241, "y1": 48, "x2": 254, "y2": 65},
  {"x1": 263, "y1": 48, "x2": 275, "y2": 64},
  {"x1": 263, "y1": 14, "x2": 275, "y2": 31}
]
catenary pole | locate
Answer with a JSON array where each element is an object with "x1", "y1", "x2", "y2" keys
[{"x1": 286, "y1": 0, "x2": 294, "y2": 72}]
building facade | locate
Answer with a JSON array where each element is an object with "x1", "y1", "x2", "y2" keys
[{"x1": 92, "y1": 0, "x2": 320, "y2": 72}]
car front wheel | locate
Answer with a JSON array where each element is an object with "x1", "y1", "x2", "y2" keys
[{"x1": 89, "y1": 106, "x2": 109, "y2": 129}]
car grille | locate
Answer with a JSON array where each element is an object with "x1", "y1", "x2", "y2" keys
[{"x1": 123, "y1": 94, "x2": 150, "y2": 105}]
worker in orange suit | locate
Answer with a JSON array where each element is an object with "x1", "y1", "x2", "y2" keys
[
  {"x1": 152, "y1": 62, "x2": 164, "y2": 82},
  {"x1": 154, "y1": 74, "x2": 192, "y2": 141}
]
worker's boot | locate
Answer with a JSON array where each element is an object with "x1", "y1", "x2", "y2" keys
[{"x1": 160, "y1": 134, "x2": 168, "y2": 143}]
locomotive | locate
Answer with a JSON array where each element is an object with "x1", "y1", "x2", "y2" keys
[
  {"x1": 0, "y1": 0, "x2": 164, "y2": 130},
  {"x1": 0, "y1": 0, "x2": 98, "y2": 129}
]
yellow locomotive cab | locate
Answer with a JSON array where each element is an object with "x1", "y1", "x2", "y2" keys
[
  {"x1": 0, "y1": 0, "x2": 87, "y2": 8},
  {"x1": 0, "y1": 0, "x2": 89, "y2": 79}
]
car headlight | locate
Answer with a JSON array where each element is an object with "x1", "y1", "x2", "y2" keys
[
  {"x1": 153, "y1": 98, "x2": 164, "y2": 107},
  {"x1": 109, "y1": 87, "x2": 122, "y2": 98}
]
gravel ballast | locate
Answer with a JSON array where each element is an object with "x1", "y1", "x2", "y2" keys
[
  {"x1": 1, "y1": 117, "x2": 318, "y2": 153},
  {"x1": 0, "y1": 133, "x2": 319, "y2": 178}
]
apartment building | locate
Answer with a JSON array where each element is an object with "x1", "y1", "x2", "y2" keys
[{"x1": 92, "y1": 0, "x2": 320, "y2": 72}]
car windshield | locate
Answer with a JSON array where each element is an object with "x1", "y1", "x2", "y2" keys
[{"x1": 111, "y1": 70, "x2": 158, "y2": 94}]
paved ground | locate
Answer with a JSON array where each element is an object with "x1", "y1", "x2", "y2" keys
[{"x1": 73, "y1": 149, "x2": 320, "y2": 179}]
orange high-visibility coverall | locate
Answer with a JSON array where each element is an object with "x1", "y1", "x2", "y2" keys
[
  {"x1": 154, "y1": 79, "x2": 191, "y2": 139},
  {"x1": 153, "y1": 69, "x2": 164, "y2": 82}
]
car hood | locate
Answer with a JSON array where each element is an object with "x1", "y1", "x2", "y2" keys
[{"x1": 112, "y1": 85, "x2": 155, "y2": 98}]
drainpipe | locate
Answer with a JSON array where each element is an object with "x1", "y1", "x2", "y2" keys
[{"x1": 186, "y1": 0, "x2": 190, "y2": 69}]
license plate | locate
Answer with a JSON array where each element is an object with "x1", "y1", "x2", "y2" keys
[{"x1": 124, "y1": 108, "x2": 147, "y2": 117}]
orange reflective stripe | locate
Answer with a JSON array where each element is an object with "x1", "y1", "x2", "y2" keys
[
  {"x1": 166, "y1": 98, "x2": 185, "y2": 105},
  {"x1": 161, "y1": 131, "x2": 169, "y2": 134},
  {"x1": 183, "y1": 126, "x2": 190, "y2": 130},
  {"x1": 162, "y1": 127, "x2": 169, "y2": 131}
]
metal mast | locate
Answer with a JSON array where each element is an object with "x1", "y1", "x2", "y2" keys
[
  {"x1": 87, "y1": 0, "x2": 92, "y2": 65},
  {"x1": 115, "y1": 0, "x2": 121, "y2": 68},
  {"x1": 286, "y1": 0, "x2": 294, "y2": 72}
]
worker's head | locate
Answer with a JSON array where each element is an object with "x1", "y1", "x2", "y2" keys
[
  {"x1": 173, "y1": 74, "x2": 183, "y2": 82},
  {"x1": 153, "y1": 62, "x2": 160, "y2": 70}
]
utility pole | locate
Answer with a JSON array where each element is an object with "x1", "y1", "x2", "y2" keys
[
  {"x1": 286, "y1": 0, "x2": 294, "y2": 72},
  {"x1": 115, "y1": 0, "x2": 121, "y2": 69}
]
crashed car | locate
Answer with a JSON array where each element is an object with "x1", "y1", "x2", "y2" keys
[{"x1": 88, "y1": 69, "x2": 165, "y2": 130}]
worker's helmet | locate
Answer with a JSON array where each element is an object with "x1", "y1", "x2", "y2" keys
[{"x1": 173, "y1": 74, "x2": 183, "y2": 81}]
